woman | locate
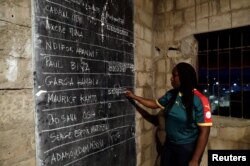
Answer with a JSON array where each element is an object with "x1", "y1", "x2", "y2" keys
[{"x1": 125, "y1": 62, "x2": 212, "y2": 166}]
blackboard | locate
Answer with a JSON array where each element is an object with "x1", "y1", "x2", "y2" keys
[{"x1": 32, "y1": 0, "x2": 135, "y2": 165}]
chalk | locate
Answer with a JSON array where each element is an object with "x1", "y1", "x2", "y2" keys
[{"x1": 36, "y1": 90, "x2": 47, "y2": 96}]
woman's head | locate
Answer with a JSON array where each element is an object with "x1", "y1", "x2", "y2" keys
[
  {"x1": 171, "y1": 62, "x2": 197, "y2": 91},
  {"x1": 171, "y1": 62, "x2": 198, "y2": 123}
]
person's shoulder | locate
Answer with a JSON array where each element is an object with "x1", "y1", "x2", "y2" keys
[
  {"x1": 167, "y1": 89, "x2": 177, "y2": 95},
  {"x1": 163, "y1": 89, "x2": 176, "y2": 98},
  {"x1": 193, "y1": 89, "x2": 209, "y2": 104},
  {"x1": 194, "y1": 89, "x2": 207, "y2": 98}
]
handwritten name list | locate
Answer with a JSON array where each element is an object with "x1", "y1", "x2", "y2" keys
[{"x1": 33, "y1": 0, "x2": 136, "y2": 165}]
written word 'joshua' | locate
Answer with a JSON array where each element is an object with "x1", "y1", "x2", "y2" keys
[{"x1": 48, "y1": 113, "x2": 77, "y2": 126}]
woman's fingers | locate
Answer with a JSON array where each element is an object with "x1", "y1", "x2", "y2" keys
[{"x1": 124, "y1": 90, "x2": 133, "y2": 97}]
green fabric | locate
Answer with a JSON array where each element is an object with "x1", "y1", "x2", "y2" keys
[{"x1": 157, "y1": 90, "x2": 206, "y2": 144}]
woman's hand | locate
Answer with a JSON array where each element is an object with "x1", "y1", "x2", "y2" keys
[
  {"x1": 124, "y1": 90, "x2": 135, "y2": 98},
  {"x1": 124, "y1": 90, "x2": 159, "y2": 109}
]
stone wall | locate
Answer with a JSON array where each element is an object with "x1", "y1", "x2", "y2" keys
[
  {"x1": 134, "y1": 0, "x2": 156, "y2": 165},
  {"x1": 0, "y1": 0, "x2": 250, "y2": 166},
  {"x1": 0, "y1": 0, "x2": 35, "y2": 166}
]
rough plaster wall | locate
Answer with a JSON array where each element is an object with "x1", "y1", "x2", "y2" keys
[
  {"x1": 0, "y1": 0, "x2": 35, "y2": 166},
  {"x1": 134, "y1": 0, "x2": 157, "y2": 166}
]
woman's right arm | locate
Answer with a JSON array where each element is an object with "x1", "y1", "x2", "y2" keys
[{"x1": 125, "y1": 90, "x2": 160, "y2": 109}]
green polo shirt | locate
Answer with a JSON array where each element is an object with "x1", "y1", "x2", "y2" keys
[{"x1": 156, "y1": 89, "x2": 212, "y2": 144}]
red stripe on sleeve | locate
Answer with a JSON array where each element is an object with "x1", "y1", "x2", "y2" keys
[{"x1": 194, "y1": 89, "x2": 212, "y2": 124}]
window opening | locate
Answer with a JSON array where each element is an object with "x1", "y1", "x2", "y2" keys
[{"x1": 195, "y1": 25, "x2": 250, "y2": 119}]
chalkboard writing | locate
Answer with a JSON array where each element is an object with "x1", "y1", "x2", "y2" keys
[{"x1": 32, "y1": 0, "x2": 135, "y2": 165}]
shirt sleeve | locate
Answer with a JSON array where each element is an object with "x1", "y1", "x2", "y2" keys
[
  {"x1": 194, "y1": 90, "x2": 213, "y2": 127},
  {"x1": 156, "y1": 91, "x2": 172, "y2": 110}
]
